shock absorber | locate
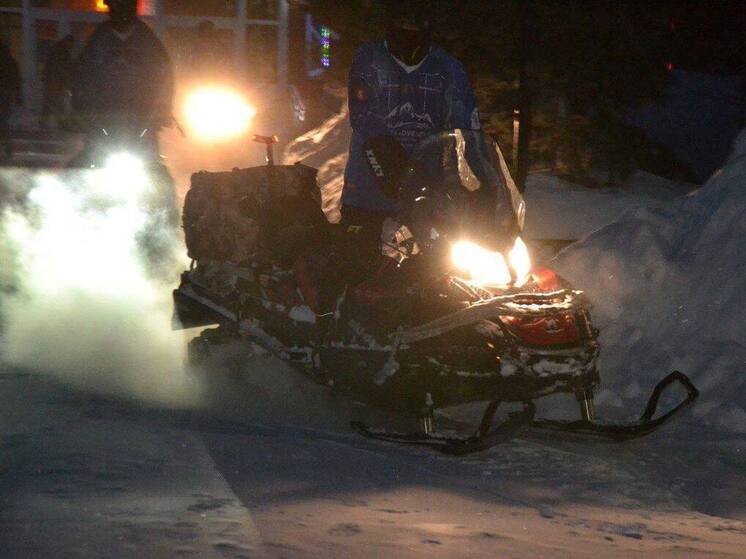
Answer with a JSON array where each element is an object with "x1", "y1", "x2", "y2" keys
[
  {"x1": 576, "y1": 388, "x2": 595, "y2": 422},
  {"x1": 420, "y1": 392, "x2": 435, "y2": 434}
]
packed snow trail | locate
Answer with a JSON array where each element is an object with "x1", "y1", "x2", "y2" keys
[
  {"x1": 3, "y1": 361, "x2": 742, "y2": 558},
  {"x1": 0, "y1": 369, "x2": 267, "y2": 558},
  {"x1": 201, "y1": 421, "x2": 746, "y2": 558},
  {"x1": 188, "y1": 355, "x2": 746, "y2": 557},
  {"x1": 178, "y1": 344, "x2": 745, "y2": 556}
]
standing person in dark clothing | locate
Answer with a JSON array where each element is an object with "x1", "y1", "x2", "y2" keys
[
  {"x1": 72, "y1": 0, "x2": 173, "y2": 133},
  {"x1": 70, "y1": 0, "x2": 178, "y2": 252},
  {"x1": 41, "y1": 34, "x2": 76, "y2": 129},
  {"x1": 0, "y1": 39, "x2": 21, "y2": 159}
]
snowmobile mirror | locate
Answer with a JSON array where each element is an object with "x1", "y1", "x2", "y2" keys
[{"x1": 363, "y1": 136, "x2": 409, "y2": 200}]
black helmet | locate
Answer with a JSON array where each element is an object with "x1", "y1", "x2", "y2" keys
[
  {"x1": 105, "y1": 0, "x2": 138, "y2": 28},
  {"x1": 104, "y1": 0, "x2": 137, "y2": 8},
  {"x1": 382, "y1": 0, "x2": 433, "y2": 66},
  {"x1": 383, "y1": 0, "x2": 432, "y2": 30}
]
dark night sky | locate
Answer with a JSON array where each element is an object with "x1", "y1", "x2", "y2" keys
[{"x1": 666, "y1": 0, "x2": 746, "y2": 76}]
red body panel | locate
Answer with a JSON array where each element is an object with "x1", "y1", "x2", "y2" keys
[
  {"x1": 501, "y1": 267, "x2": 582, "y2": 347},
  {"x1": 503, "y1": 314, "x2": 582, "y2": 347}
]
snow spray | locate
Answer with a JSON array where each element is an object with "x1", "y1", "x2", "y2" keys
[{"x1": 0, "y1": 167, "x2": 201, "y2": 407}]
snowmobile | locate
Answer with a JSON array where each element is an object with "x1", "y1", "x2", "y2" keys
[{"x1": 173, "y1": 130, "x2": 698, "y2": 455}]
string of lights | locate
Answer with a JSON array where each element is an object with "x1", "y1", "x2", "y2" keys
[{"x1": 320, "y1": 25, "x2": 331, "y2": 68}]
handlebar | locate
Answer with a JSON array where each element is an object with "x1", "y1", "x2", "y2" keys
[{"x1": 252, "y1": 134, "x2": 280, "y2": 166}]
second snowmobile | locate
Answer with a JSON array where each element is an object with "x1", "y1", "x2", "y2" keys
[{"x1": 172, "y1": 130, "x2": 698, "y2": 454}]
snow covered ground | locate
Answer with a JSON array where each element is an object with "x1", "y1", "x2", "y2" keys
[
  {"x1": 0, "y1": 370, "x2": 266, "y2": 558},
  {"x1": 0, "y1": 116, "x2": 745, "y2": 556},
  {"x1": 522, "y1": 171, "x2": 696, "y2": 241},
  {"x1": 2, "y1": 361, "x2": 744, "y2": 558}
]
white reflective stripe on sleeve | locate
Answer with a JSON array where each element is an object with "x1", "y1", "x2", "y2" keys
[{"x1": 470, "y1": 107, "x2": 481, "y2": 130}]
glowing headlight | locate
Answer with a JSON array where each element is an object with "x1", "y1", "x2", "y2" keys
[
  {"x1": 508, "y1": 236, "x2": 531, "y2": 287},
  {"x1": 101, "y1": 152, "x2": 149, "y2": 198},
  {"x1": 451, "y1": 241, "x2": 511, "y2": 287},
  {"x1": 451, "y1": 236, "x2": 532, "y2": 288},
  {"x1": 104, "y1": 152, "x2": 145, "y2": 175},
  {"x1": 184, "y1": 87, "x2": 256, "y2": 141}
]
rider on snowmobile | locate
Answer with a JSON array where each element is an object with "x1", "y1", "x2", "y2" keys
[
  {"x1": 69, "y1": 0, "x2": 178, "y2": 280},
  {"x1": 341, "y1": 0, "x2": 505, "y2": 262},
  {"x1": 70, "y1": 0, "x2": 173, "y2": 159}
]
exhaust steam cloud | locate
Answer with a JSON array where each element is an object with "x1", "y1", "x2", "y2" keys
[{"x1": 0, "y1": 167, "x2": 201, "y2": 407}]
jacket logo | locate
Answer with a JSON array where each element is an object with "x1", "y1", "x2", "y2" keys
[
  {"x1": 384, "y1": 102, "x2": 434, "y2": 130},
  {"x1": 365, "y1": 149, "x2": 384, "y2": 177},
  {"x1": 544, "y1": 318, "x2": 562, "y2": 333}
]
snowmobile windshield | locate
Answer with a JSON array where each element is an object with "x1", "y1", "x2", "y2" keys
[{"x1": 400, "y1": 129, "x2": 525, "y2": 247}]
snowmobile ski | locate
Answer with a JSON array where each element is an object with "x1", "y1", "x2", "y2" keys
[
  {"x1": 530, "y1": 371, "x2": 699, "y2": 441},
  {"x1": 353, "y1": 372, "x2": 697, "y2": 453},
  {"x1": 352, "y1": 401, "x2": 536, "y2": 456}
]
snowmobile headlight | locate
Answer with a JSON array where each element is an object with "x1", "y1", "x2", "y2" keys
[
  {"x1": 104, "y1": 152, "x2": 145, "y2": 176},
  {"x1": 451, "y1": 241, "x2": 511, "y2": 287},
  {"x1": 101, "y1": 152, "x2": 149, "y2": 198},
  {"x1": 184, "y1": 87, "x2": 256, "y2": 141},
  {"x1": 451, "y1": 237, "x2": 532, "y2": 288},
  {"x1": 508, "y1": 236, "x2": 531, "y2": 287}
]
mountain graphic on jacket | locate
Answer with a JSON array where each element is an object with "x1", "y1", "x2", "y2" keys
[{"x1": 384, "y1": 102, "x2": 434, "y2": 130}]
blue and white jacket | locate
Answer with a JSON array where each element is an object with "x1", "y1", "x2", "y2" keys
[{"x1": 343, "y1": 40, "x2": 480, "y2": 213}]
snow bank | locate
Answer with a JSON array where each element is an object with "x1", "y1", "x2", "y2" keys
[
  {"x1": 523, "y1": 172, "x2": 695, "y2": 240},
  {"x1": 553, "y1": 131, "x2": 746, "y2": 434},
  {"x1": 284, "y1": 100, "x2": 350, "y2": 223}
]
